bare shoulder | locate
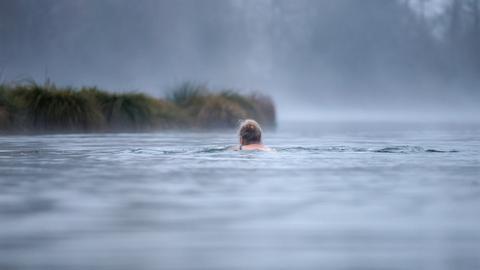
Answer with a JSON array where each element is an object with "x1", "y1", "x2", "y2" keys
[
  {"x1": 260, "y1": 146, "x2": 275, "y2": 152},
  {"x1": 234, "y1": 144, "x2": 275, "y2": 152}
]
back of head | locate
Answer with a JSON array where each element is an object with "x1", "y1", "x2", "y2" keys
[{"x1": 238, "y1": 119, "x2": 262, "y2": 145}]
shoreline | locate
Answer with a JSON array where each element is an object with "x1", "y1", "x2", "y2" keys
[{"x1": 0, "y1": 82, "x2": 276, "y2": 134}]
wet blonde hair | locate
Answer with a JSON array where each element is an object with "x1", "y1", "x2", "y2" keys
[{"x1": 238, "y1": 119, "x2": 262, "y2": 145}]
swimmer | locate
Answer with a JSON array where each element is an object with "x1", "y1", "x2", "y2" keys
[{"x1": 235, "y1": 119, "x2": 272, "y2": 151}]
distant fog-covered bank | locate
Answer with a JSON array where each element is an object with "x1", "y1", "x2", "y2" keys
[{"x1": 0, "y1": 82, "x2": 275, "y2": 133}]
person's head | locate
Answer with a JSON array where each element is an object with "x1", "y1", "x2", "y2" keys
[{"x1": 238, "y1": 119, "x2": 262, "y2": 145}]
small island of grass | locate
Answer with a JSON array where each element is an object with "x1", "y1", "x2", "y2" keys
[{"x1": 0, "y1": 82, "x2": 276, "y2": 133}]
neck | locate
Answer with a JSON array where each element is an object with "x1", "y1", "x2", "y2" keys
[{"x1": 242, "y1": 142, "x2": 261, "y2": 146}]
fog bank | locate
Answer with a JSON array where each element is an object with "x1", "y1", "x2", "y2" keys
[{"x1": 1, "y1": 0, "x2": 479, "y2": 122}]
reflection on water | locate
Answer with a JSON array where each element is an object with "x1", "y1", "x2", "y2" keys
[{"x1": 1, "y1": 123, "x2": 480, "y2": 270}]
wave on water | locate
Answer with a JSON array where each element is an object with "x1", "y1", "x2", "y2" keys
[
  {"x1": 279, "y1": 146, "x2": 366, "y2": 152},
  {"x1": 278, "y1": 146, "x2": 458, "y2": 154},
  {"x1": 373, "y1": 146, "x2": 458, "y2": 153},
  {"x1": 2, "y1": 145, "x2": 457, "y2": 158},
  {"x1": 124, "y1": 148, "x2": 186, "y2": 155},
  {"x1": 195, "y1": 146, "x2": 232, "y2": 154}
]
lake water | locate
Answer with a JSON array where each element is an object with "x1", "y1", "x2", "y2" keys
[{"x1": 1, "y1": 122, "x2": 480, "y2": 270}]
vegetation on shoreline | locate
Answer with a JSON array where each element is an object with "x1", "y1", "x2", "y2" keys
[{"x1": 0, "y1": 82, "x2": 276, "y2": 133}]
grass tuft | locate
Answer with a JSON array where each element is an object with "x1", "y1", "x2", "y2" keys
[{"x1": 0, "y1": 81, "x2": 276, "y2": 133}]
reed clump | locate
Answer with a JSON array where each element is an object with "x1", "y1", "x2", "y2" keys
[{"x1": 0, "y1": 81, "x2": 276, "y2": 133}]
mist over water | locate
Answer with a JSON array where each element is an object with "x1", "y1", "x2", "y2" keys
[
  {"x1": 1, "y1": 123, "x2": 480, "y2": 270},
  {"x1": 1, "y1": 0, "x2": 479, "y2": 121},
  {"x1": 2, "y1": 2, "x2": 480, "y2": 269}
]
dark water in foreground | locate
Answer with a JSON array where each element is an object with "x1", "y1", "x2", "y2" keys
[{"x1": 1, "y1": 122, "x2": 480, "y2": 270}]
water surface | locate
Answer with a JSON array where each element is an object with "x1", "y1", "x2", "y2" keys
[{"x1": 1, "y1": 122, "x2": 480, "y2": 270}]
